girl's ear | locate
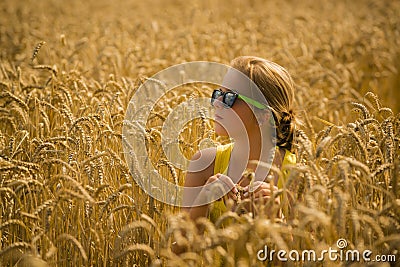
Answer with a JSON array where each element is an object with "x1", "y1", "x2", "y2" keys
[{"x1": 256, "y1": 109, "x2": 272, "y2": 126}]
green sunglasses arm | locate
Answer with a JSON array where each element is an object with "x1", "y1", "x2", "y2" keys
[{"x1": 238, "y1": 94, "x2": 267, "y2": 109}]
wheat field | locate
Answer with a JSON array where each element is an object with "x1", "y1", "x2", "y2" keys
[{"x1": 0, "y1": 0, "x2": 399, "y2": 266}]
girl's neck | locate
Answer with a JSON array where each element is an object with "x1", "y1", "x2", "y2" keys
[
  {"x1": 233, "y1": 126, "x2": 273, "y2": 158},
  {"x1": 229, "y1": 128, "x2": 274, "y2": 182}
]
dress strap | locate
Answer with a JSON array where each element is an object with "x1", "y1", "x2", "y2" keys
[
  {"x1": 277, "y1": 149, "x2": 296, "y2": 189},
  {"x1": 213, "y1": 143, "x2": 234, "y2": 175}
]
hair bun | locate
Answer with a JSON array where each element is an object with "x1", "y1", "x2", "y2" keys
[
  {"x1": 277, "y1": 109, "x2": 295, "y2": 151},
  {"x1": 280, "y1": 110, "x2": 294, "y2": 125}
]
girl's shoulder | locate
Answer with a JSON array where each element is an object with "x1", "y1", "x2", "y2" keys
[
  {"x1": 187, "y1": 143, "x2": 234, "y2": 179},
  {"x1": 187, "y1": 147, "x2": 217, "y2": 175}
]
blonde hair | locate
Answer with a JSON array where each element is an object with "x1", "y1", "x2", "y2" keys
[{"x1": 230, "y1": 56, "x2": 297, "y2": 151}]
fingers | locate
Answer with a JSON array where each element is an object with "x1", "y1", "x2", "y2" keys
[
  {"x1": 234, "y1": 180, "x2": 282, "y2": 218},
  {"x1": 227, "y1": 191, "x2": 238, "y2": 201},
  {"x1": 243, "y1": 181, "x2": 279, "y2": 200},
  {"x1": 205, "y1": 173, "x2": 238, "y2": 201},
  {"x1": 217, "y1": 174, "x2": 238, "y2": 201},
  {"x1": 216, "y1": 173, "x2": 237, "y2": 193},
  {"x1": 257, "y1": 195, "x2": 281, "y2": 205},
  {"x1": 243, "y1": 181, "x2": 278, "y2": 195}
]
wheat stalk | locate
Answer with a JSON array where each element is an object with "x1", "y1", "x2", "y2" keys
[
  {"x1": 31, "y1": 41, "x2": 46, "y2": 63},
  {"x1": 56, "y1": 233, "x2": 88, "y2": 262}
]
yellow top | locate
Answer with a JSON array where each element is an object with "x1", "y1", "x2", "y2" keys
[{"x1": 208, "y1": 143, "x2": 296, "y2": 223}]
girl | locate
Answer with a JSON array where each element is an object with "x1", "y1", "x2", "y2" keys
[{"x1": 182, "y1": 56, "x2": 297, "y2": 222}]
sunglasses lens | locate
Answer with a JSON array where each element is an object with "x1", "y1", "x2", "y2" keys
[
  {"x1": 224, "y1": 92, "x2": 237, "y2": 108},
  {"x1": 211, "y1": 90, "x2": 222, "y2": 106}
]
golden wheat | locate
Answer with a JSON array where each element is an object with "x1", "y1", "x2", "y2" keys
[{"x1": 0, "y1": 0, "x2": 399, "y2": 266}]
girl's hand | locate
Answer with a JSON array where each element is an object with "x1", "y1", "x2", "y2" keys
[
  {"x1": 242, "y1": 181, "x2": 280, "y2": 205},
  {"x1": 204, "y1": 173, "x2": 238, "y2": 202},
  {"x1": 238, "y1": 181, "x2": 282, "y2": 218}
]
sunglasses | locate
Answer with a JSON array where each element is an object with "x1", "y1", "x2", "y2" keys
[{"x1": 211, "y1": 89, "x2": 267, "y2": 109}]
